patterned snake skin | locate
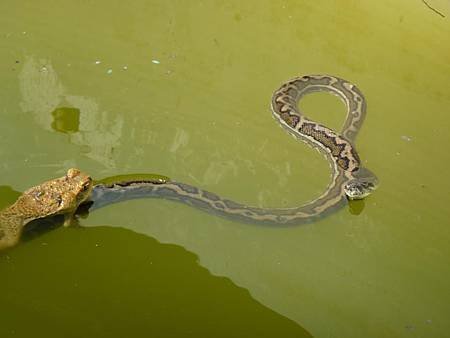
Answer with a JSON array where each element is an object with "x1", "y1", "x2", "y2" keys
[{"x1": 90, "y1": 75, "x2": 378, "y2": 225}]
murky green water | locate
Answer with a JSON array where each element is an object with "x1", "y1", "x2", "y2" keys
[{"x1": 1, "y1": 1, "x2": 450, "y2": 337}]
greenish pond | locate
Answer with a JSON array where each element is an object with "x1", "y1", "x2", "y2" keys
[{"x1": 1, "y1": 1, "x2": 450, "y2": 337}]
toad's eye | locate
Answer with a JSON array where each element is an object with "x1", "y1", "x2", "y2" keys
[
  {"x1": 56, "y1": 195, "x2": 63, "y2": 206},
  {"x1": 81, "y1": 183, "x2": 90, "y2": 191}
]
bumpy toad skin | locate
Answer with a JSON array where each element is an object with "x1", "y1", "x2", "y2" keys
[{"x1": 0, "y1": 168, "x2": 92, "y2": 251}]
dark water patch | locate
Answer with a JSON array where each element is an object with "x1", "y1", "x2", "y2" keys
[{"x1": 0, "y1": 226, "x2": 312, "y2": 338}]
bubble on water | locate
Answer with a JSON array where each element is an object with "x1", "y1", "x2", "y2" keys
[
  {"x1": 404, "y1": 324, "x2": 415, "y2": 331},
  {"x1": 107, "y1": 69, "x2": 113, "y2": 75},
  {"x1": 123, "y1": 65, "x2": 128, "y2": 70},
  {"x1": 152, "y1": 59, "x2": 160, "y2": 64},
  {"x1": 95, "y1": 60, "x2": 101, "y2": 65}
]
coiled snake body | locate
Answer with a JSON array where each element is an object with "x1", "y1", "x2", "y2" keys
[{"x1": 91, "y1": 75, "x2": 378, "y2": 225}]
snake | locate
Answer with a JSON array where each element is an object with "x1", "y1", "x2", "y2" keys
[{"x1": 90, "y1": 75, "x2": 378, "y2": 225}]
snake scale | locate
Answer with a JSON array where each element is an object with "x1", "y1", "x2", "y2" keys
[{"x1": 91, "y1": 75, "x2": 378, "y2": 225}]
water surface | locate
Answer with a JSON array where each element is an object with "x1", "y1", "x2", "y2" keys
[{"x1": 1, "y1": 1, "x2": 450, "y2": 337}]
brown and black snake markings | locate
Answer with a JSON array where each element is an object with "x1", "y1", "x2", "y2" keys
[{"x1": 90, "y1": 75, "x2": 378, "y2": 225}]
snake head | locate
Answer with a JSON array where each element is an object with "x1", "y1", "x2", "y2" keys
[{"x1": 344, "y1": 167, "x2": 379, "y2": 200}]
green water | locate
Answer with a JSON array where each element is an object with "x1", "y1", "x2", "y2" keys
[{"x1": 1, "y1": 1, "x2": 450, "y2": 337}]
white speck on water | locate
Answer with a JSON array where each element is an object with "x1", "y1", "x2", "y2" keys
[
  {"x1": 107, "y1": 69, "x2": 113, "y2": 75},
  {"x1": 123, "y1": 65, "x2": 128, "y2": 70},
  {"x1": 95, "y1": 60, "x2": 101, "y2": 65},
  {"x1": 40, "y1": 66, "x2": 48, "y2": 72},
  {"x1": 95, "y1": 243, "x2": 99, "y2": 247},
  {"x1": 152, "y1": 59, "x2": 160, "y2": 64},
  {"x1": 401, "y1": 135, "x2": 412, "y2": 142},
  {"x1": 22, "y1": 31, "x2": 27, "y2": 35}
]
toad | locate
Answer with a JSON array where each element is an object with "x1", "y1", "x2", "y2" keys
[{"x1": 0, "y1": 168, "x2": 92, "y2": 251}]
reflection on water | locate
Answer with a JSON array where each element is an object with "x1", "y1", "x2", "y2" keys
[
  {"x1": 19, "y1": 57, "x2": 63, "y2": 125},
  {"x1": 18, "y1": 56, "x2": 124, "y2": 168},
  {"x1": 0, "y1": 226, "x2": 312, "y2": 338},
  {"x1": 169, "y1": 127, "x2": 190, "y2": 153}
]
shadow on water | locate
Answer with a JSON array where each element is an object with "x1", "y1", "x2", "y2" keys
[
  {"x1": 50, "y1": 107, "x2": 80, "y2": 134},
  {"x1": 0, "y1": 226, "x2": 313, "y2": 338},
  {"x1": 347, "y1": 199, "x2": 365, "y2": 216}
]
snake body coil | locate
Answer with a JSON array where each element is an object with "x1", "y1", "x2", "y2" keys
[{"x1": 91, "y1": 75, "x2": 378, "y2": 225}]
